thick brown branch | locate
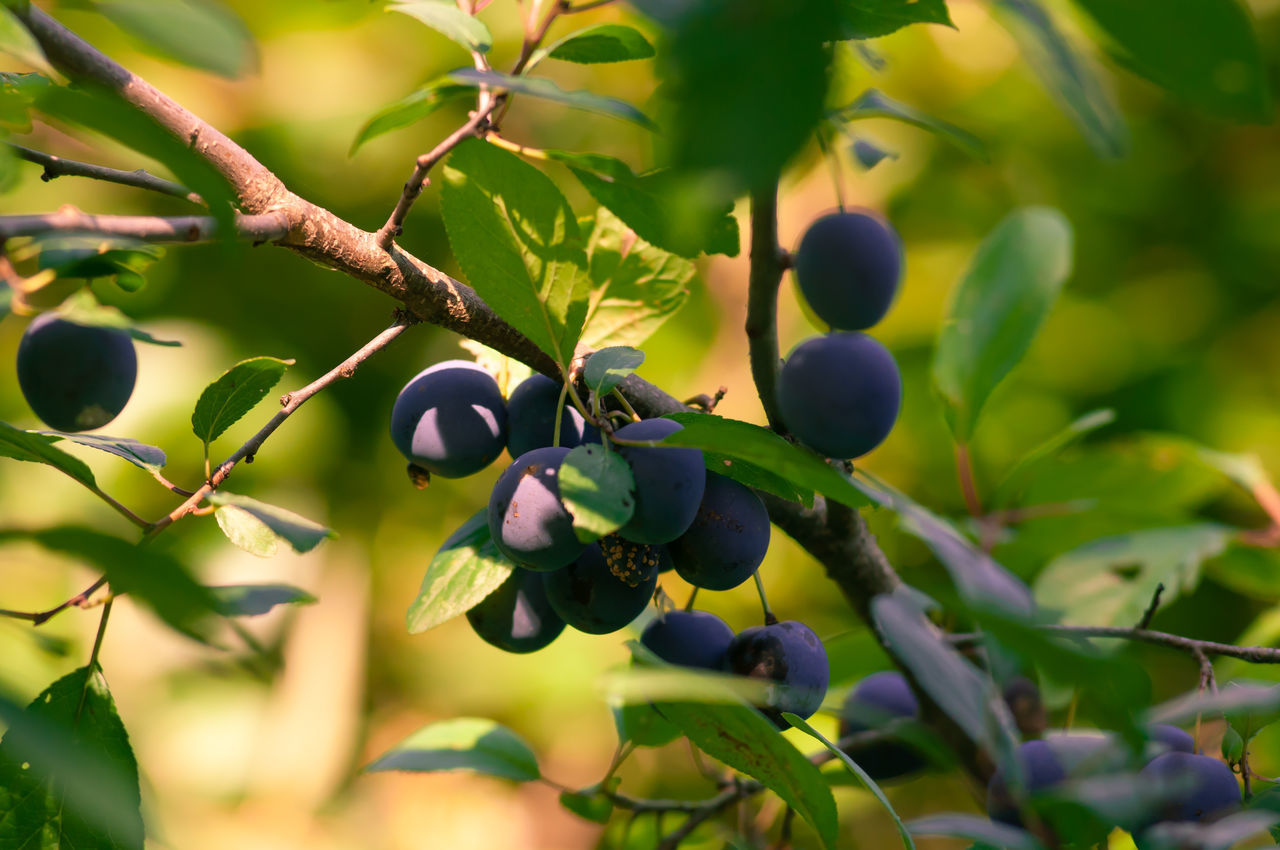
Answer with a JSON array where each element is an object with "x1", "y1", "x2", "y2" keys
[
  {"x1": 0, "y1": 208, "x2": 291, "y2": 242},
  {"x1": 10, "y1": 143, "x2": 201, "y2": 202}
]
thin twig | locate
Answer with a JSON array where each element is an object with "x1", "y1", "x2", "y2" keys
[
  {"x1": 744, "y1": 184, "x2": 786, "y2": 431},
  {"x1": 1136, "y1": 583, "x2": 1165, "y2": 631},
  {"x1": 955, "y1": 443, "x2": 983, "y2": 519},
  {"x1": 951, "y1": 625, "x2": 1280, "y2": 665},
  {"x1": 0, "y1": 208, "x2": 291, "y2": 242},
  {"x1": 0, "y1": 575, "x2": 108, "y2": 625},
  {"x1": 9, "y1": 143, "x2": 201, "y2": 203},
  {"x1": 563, "y1": 0, "x2": 616, "y2": 11}
]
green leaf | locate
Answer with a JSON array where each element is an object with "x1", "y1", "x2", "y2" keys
[
  {"x1": 1221, "y1": 724, "x2": 1244, "y2": 762},
  {"x1": 350, "y1": 81, "x2": 472, "y2": 154},
  {"x1": 1191, "y1": 444, "x2": 1271, "y2": 492},
  {"x1": 1140, "y1": 810, "x2": 1279, "y2": 850},
  {"x1": 0, "y1": 5, "x2": 54, "y2": 75},
  {"x1": 584, "y1": 346, "x2": 644, "y2": 395},
  {"x1": 661, "y1": 412, "x2": 868, "y2": 511},
  {"x1": 0, "y1": 667, "x2": 144, "y2": 850},
  {"x1": 366, "y1": 717, "x2": 540, "y2": 781},
  {"x1": 93, "y1": 0, "x2": 256, "y2": 78},
  {"x1": 932, "y1": 207, "x2": 1074, "y2": 442},
  {"x1": 447, "y1": 69, "x2": 655, "y2": 130},
  {"x1": 611, "y1": 700, "x2": 680, "y2": 748},
  {"x1": 213, "y1": 503, "x2": 278, "y2": 557},
  {"x1": 542, "y1": 23, "x2": 654, "y2": 65},
  {"x1": 40, "y1": 432, "x2": 167, "y2": 473},
  {"x1": 458, "y1": 339, "x2": 534, "y2": 397},
  {"x1": 550, "y1": 153, "x2": 739, "y2": 258},
  {"x1": 1068, "y1": 0, "x2": 1271, "y2": 124},
  {"x1": 992, "y1": 408, "x2": 1114, "y2": 507},
  {"x1": 1033, "y1": 524, "x2": 1232, "y2": 627},
  {"x1": 559, "y1": 788, "x2": 614, "y2": 823},
  {"x1": 785, "y1": 714, "x2": 916, "y2": 850},
  {"x1": 1147, "y1": 682, "x2": 1280, "y2": 737},
  {"x1": 579, "y1": 210, "x2": 698, "y2": 351},
  {"x1": 190, "y1": 356, "x2": 293, "y2": 446},
  {"x1": 906, "y1": 815, "x2": 1045, "y2": 850},
  {"x1": 441, "y1": 138, "x2": 590, "y2": 370},
  {"x1": 390, "y1": 0, "x2": 493, "y2": 54},
  {"x1": 990, "y1": 0, "x2": 1128, "y2": 158},
  {"x1": 835, "y1": 89, "x2": 989, "y2": 161},
  {"x1": 0, "y1": 526, "x2": 218, "y2": 640},
  {"x1": 207, "y1": 492, "x2": 334, "y2": 555},
  {"x1": 209, "y1": 584, "x2": 317, "y2": 617},
  {"x1": 0, "y1": 420, "x2": 97, "y2": 489},
  {"x1": 406, "y1": 511, "x2": 515, "y2": 634},
  {"x1": 835, "y1": 0, "x2": 954, "y2": 39},
  {"x1": 25, "y1": 231, "x2": 166, "y2": 280},
  {"x1": 52, "y1": 288, "x2": 180, "y2": 346},
  {"x1": 559, "y1": 444, "x2": 636, "y2": 542}
]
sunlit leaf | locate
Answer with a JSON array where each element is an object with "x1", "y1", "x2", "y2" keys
[
  {"x1": 559, "y1": 443, "x2": 636, "y2": 542},
  {"x1": 390, "y1": 0, "x2": 493, "y2": 53},
  {"x1": 93, "y1": 0, "x2": 257, "y2": 78},
  {"x1": 351, "y1": 81, "x2": 472, "y2": 154},
  {"x1": 41, "y1": 432, "x2": 167, "y2": 473},
  {"x1": 366, "y1": 717, "x2": 540, "y2": 781},
  {"x1": 448, "y1": 69, "x2": 655, "y2": 129},
  {"x1": 190, "y1": 356, "x2": 293, "y2": 446},
  {"x1": 210, "y1": 583, "x2": 316, "y2": 617},
  {"x1": 406, "y1": 511, "x2": 515, "y2": 634},
  {"x1": 835, "y1": 0, "x2": 954, "y2": 39},
  {"x1": 540, "y1": 23, "x2": 654, "y2": 65},
  {"x1": 208, "y1": 492, "x2": 334, "y2": 554}
]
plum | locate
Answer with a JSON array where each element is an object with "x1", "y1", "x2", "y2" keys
[
  {"x1": 390, "y1": 360, "x2": 507, "y2": 478},
  {"x1": 488, "y1": 446, "x2": 586, "y2": 571},
  {"x1": 505, "y1": 373, "x2": 596, "y2": 458},
  {"x1": 838, "y1": 671, "x2": 926, "y2": 781},
  {"x1": 793, "y1": 211, "x2": 902, "y2": 331},
  {"x1": 986, "y1": 739, "x2": 1069, "y2": 826},
  {"x1": 725, "y1": 619, "x2": 829, "y2": 726},
  {"x1": 466, "y1": 567, "x2": 565, "y2": 653},
  {"x1": 640, "y1": 609, "x2": 734, "y2": 670},
  {"x1": 613, "y1": 419, "x2": 705, "y2": 544},
  {"x1": 17, "y1": 313, "x2": 137, "y2": 432},
  {"x1": 669, "y1": 472, "x2": 770, "y2": 591},
  {"x1": 1139, "y1": 752, "x2": 1239, "y2": 823},
  {"x1": 776, "y1": 332, "x2": 901, "y2": 459},
  {"x1": 1003, "y1": 676, "x2": 1047, "y2": 739},
  {"x1": 542, "y1": 536, "x2": 663, "y2": 634},
  {"x1": 1147, "y1": 724, "x2": 1194, "y2": 757}
]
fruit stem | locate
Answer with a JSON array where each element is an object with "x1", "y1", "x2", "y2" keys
[
  {"x1": 552, "y1": 380, "x2": 569, "y2": 448},
  {"x1": 816, "y1": 125, "x2": 846, "y2": 213},
  {"x1": 610, "y1": 388, "x2": 640, "y2": 423},
  {"x1": 684, "y1": 587, "x2": 699, "y2": 612},
  {"x1": 752, "y1": 571, "x2": 776, "y2": 625},
  {"x1": 955, "y1": 442, "x2": 984, "y2": 519}
]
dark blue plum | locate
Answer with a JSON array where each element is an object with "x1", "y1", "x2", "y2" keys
[
  {"x1": 1147, "y1": 724, "x2": 1194, "y2": 757},
  {"x1": 1139, "y1": 752, "x2": 1239, "y2": 823},
  {"x1": 776, "y1": 332, "x2": 901, "y2": 459},
  {"x1": 987, "y1": 739, "x2": 1069, "y2": 827},
  {"x1": 640, "y1": 610, "x2": 734, "y2": 670},
  {"x1": 542, "y1": 536, "x2": 663, "y2": 634},
  {"x1": 725, "y1": 619, "x2": 829, "y2": 726},
  {"x1": 793, "y1": 211, "x2": 902, "y2": 331},
  {"x1": 613, "y1": 419, "x2": 705, "y2": 544},
  {"x1": 488, "y1": 446, "x2": 586, "y2": 571},
  {"x1": 390, "y1": 360, "x2": 508, "y2": 478},
  {"x1": 669, "y1": 472, "x2": 770, "y2": 591},
  {"x1": 466, "y1": 567, "x2": 565, "y2": 653},
  {"x1": 17, "y1": 313, "x2": 137, "y2": 432},
  {"x1": 838, "y1": 671, "x2": 926, "y2": 781},
  {"x1": 1003, "y1": 676, "x2": 1046, "y2": 739},
  {"x1": 505, "y1": 373, "x2": 597, "y2": 458}
]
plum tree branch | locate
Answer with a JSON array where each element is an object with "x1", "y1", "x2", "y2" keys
[
  {"x1": 744, "y1": 184, "x2": 786, "y2": 433},
  {"x1": 951, "y1": 625, "x2": 1280, "y2": 665},
  {"x1": 9, "y1": 143, "x2": 202, "y2": 203},
  {"x1": 0, "y1": 208, "x2": 291, "y2": 242}
]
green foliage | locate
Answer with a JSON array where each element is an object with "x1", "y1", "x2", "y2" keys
[
  {"x1": 833, "y1": 89, "x2": 989, "y2": 161},
  {"x1": 834, "y1": 0, "x2": 954, "y2": 39},
  {"x1": 906, "y1": 814, "x2": 1043, "y2": 850},
  {"x1": 208, "y1": 492, "x2": 334, "y2": 556},
  {"x1": 209, "y1": 584, "x2": 316, "y2": 617},
  {"x1": 446, "y1": 69, "x2": 655, "y2": 129},
  {"x1": 51, "y1": 288, "x2": 180, "y2": 346},
  {"x1": 91, "y1": 0, "x2": 256, "y2": 78},
  {"x1": 539, "y1": 23, "x2": 654, "y2": 66},
  {"x1": 558, "y1": 443, "x2": 636, "y2": 542},
  {"x1": 559, "y1": 787, "x2": 614, "y2": 823},
  {"x1": 366, "y1": 717, "x2": 541, "y2": 782},
  {"x1": 190, "y1": 356, "x2": 293, "y2": 448},
  {"x1": 405, "y1": 511, "x2": 514, "y2": 634},
  {"x1": 389, "y1": 0, "x2": 493, "y2": 54},
  {"x1": 350, "y1": 81, "x2": 472, "y2": 154},
  {"x1": 0, "y1": 420, "x2": 98, "y2": 490},
  {"x1": 39, "y1": 432, "x2": 167, "y2": 473},
  {"x1": 583, "y1": 346, "x2": 644, "y2": 395}
]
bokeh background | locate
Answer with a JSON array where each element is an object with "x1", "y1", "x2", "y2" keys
[{"x1": 2, "y1": 0, "x2": 1280, "y2": 847}]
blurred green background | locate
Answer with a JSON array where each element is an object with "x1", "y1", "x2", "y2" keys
[{"x1": 2, "y1": 0, "x2": 1280, "y2": 847}]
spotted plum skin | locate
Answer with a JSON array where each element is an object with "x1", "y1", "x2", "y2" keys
[
  {"x1": 542, "y1": 536, "x2": 664, "y2": 635},
  {"x1": 777, "y1": 333, "x2": 901, "y2": 460},
  {"x1": 390, "y1": 360, "x2": 507, "y2": 479},
  {"x1": 838, "y1": 671, "x2": 926, "y2": 781},
  {"x1": 466, "y1": 567, "x2": 565, "y2": 653},
  {"x1": 669, "y1": 472, "x2": 770, "y2": 591},
  {"x1": 613, "y1": 419, "x2": 705, "y2": 545},
  {"x1": 794, "y1": 211, "x2": 902, "y2": 331},
  {"x1": 725, "y1": 620, "x2": 829, "y2": 726},
  {"x1": 17, "y1": 314, "x2": 137, "y2": 432},
  {"x1": 986, "y1": 739, "x2": 1069, "y2": 827},
  {"x1": 505, "y1": 373, "x2": 597, "y2": 459},
  {"x1": 640, "y1": 610, "x2": 734, "y2": 670},
  {"x1": 488, "y1": 446, "x2": 586, "y2": 572},
  {"x1": 1139, "y1": 752, "x2": 1239, "y2": 824}
]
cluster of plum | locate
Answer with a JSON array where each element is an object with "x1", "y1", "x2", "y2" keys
[
  {"x1": 14, "y1": 312, "x2": 138, "y2": 432},
  {"x1": 390, "y1": 360, "x2": 830, "y2": 723},
  {"x1": 838, "y1": 670, "x2": 1241, "y2": 837}
]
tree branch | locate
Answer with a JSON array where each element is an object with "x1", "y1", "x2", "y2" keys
[
  {"x1": 0, "y1": 208, "x2": 291, "y2": 242},
  {"x1": 952, "y1": 624, "x2": 1280, "y2": 665},
  {"x1": 9, "y1": 143, "x2": 201, "y2": 203},
  {"x1": 745, "y1": 184, "x2": 786, "y2": 432}
]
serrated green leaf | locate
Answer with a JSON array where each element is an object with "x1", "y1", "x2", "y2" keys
[
  {"x1": 993, "y1": 408, "x2": 1114, "y2": 507},
  {"x1": 559, "y1": 443, "x2": 636, "y2": 542},
  {"x1": 214, "y1": 504, "x2": 277, "y2": 557},
  {"x1": 835, "y1": 89, "x2": 989, "y2": 161},
  {"x1": 662, "y1": 411, "x2": 813, "y2": 507},
  {"x1": 551, "y1": 154, "x2": 738, "y2": 258},
  {"x1": 406, "y1": 511, "x2": 515, "y2": 634},
  {"x1": 0, "y1": 526, "x2": 218, "y2": 640},
  {"x1": 786, "y1": 714, "x2": 915, "y2": 850},
  {"x1": 366, "y1": 717, "x2": 540, "y2": 781},
  {"x1": 0, "y1": 5, "x2": 54, "y2": 75},
  {"x1": 0, "y1": 667, "x2": 144, "y2": 850},
  {"x1": 932, "y1": 207, "x2": 1074, "y2": 441},
  {"x1": 41, "y1": 432, "x2": 167, "y2": 473},
  {"x1": 191, "y1": 356, "x2": 293, "y2": 446},
  {"x1": 440, "y1": 138, "x2": 590, "y2": 370},
  {"x1": 350, "y1": 81, "x2": 472, "y2": 154},
  {"x1": 991, "y1": 0, "x2": 1128, "y2": 158},
  {"x1": 92, "y1": 0, "x2": 255, "y2": 78},
  {"x1": 209, "y1": 584, "x2": 316, "y2": 617},
  {"x1": 207, "y1": 492, "x2": 333, "y2": 554},
  {"x1": 559, "y1": 788, "x2": 613, "y2": 823},
  {"x1": 906, "y1": 814, "x2": 1045, "y2": 850},
  {"x1": 835, "y1": 0, "x2": 954, "y2": 39},
  {"x1": 391, "y1": 0, "x2": 492, "y2": 54},
  {"x1": 448, "y1": 69, "x2": 655, "y2": 129},
  {"x1": 1068, "y1": 0, "x2": 1271, "y2": 124},
  {"x1": 1033, "y1": 524, "x2": 1231, "y2": 627},
  {"x1": 584, "y1": 346, "x2": 644, "y2": 395},
  {"x1": 0, "y1": 420, "x2": 97, "y2": 489},
  {"x1": 541, "y1": 23, "x2": 654, "y2": 65},
  {"x1": 661, "y1": 412, "x2": 868, "y2": 510}
]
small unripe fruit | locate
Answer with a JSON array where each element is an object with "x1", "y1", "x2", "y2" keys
[
  {"x1": 17, "y1": 313, "x2": 137, "y2": 432},
  {"x1": 793, "y1": 211, "x2": 902, "y2": 331},
  {"x1": 488, "y1": 446, "x2": 586, "y2": 571},
  {"x1": 390, "y1": 360, "x2": 507, "y2": 478},
  {"x1": 613, "y1": 419, "x2": 705, "y2": 544},
  {"x1": 725, "y1": 619, "x2": 829, "y2": 726},
  {"x1": 640, "y1": 610, "x2": 734, "y2": 670}
]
